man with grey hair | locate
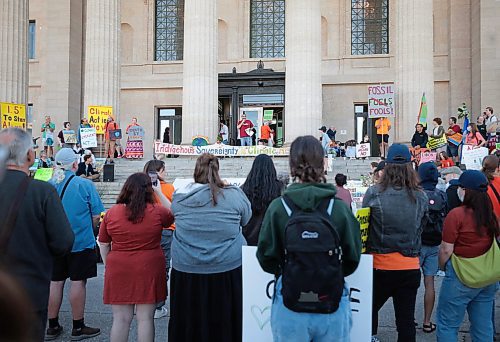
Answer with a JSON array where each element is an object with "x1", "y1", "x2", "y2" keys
[
  {"x1": 46, "y1": 148, "x2": 104, "y2": 340},
  {"x1": 0, "y1": 127, "x2": 74, "y2": 341}
]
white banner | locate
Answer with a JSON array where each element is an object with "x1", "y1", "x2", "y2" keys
[
  {"x1": 356, "y1": 143, "x2": 371, "y2": 158},
  {"x1": 461, "y1": 146, "x2": 489, "y2": 170},
  {"x1": 173, "y1": 178, "x2": 246, "y2": 190},
  {"x1": 154, "y1": 141, "x2": 289, "y2": 157},
  {"x1": 368, "y1": 84, "x2": 395, "y2": 118},
  {"x1": 80, "y1": 127, "x2": 97, "y2": 149},
  {"x1": 242, "y1": 246, "x2": 373, "y2": 342}
]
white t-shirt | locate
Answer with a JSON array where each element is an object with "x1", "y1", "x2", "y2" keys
[
  {"x1": 485, "y1": 115, "x2": 497, "y2": 126},
  {"x1": 220, "y1": 124, "x2": 229, "y2": 140}
]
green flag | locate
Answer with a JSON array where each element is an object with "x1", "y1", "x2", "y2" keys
[{"x1": 418, "y1": 93, "x2": 427, "y2": 127}]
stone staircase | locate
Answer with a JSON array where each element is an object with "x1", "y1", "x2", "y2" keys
[{"x1": 95, "y1": 156, "x2": 376, "y2": 209}]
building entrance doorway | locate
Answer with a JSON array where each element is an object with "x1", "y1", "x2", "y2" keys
[
  {"x1": 354, "y1": 104, "x2": 379, "y2": 157},
  {"x1": 157, "y1": 108, "x2": 182, "y2": 145}
]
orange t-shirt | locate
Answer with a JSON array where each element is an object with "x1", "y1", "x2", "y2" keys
[
  {"x1": 261, "y1": 125, "x2": 272, "y2": 140},
  {"x1": 440, "y1": 159, "x2": 454, "y2": 169},
  {"x1": 487, "y1": 177, "x2": 500, "y2": 219},
  {"x1": 104, "y1": 122, "x2": 118, "y2": 140},
  {"x1": 375, "y1": 118, "x2": 391, "y2": 135},
  {"x1": 155, "y1": 181, "x2": 175, "y2": 230},
  {"x1": 372, "y1": 252, "x2": 420, "y2": 270}
]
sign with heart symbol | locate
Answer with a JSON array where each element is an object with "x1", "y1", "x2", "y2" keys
[{"x1": 250, "y1": 305, "x2": 271, "y2": 330}]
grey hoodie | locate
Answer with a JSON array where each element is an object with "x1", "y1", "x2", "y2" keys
[{"x1": 171, "y1": 183, "x2": 252, "y2": 274}]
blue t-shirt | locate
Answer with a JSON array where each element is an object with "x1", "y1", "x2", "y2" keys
[{"x1": 50, "y1": 170, "x2": 104, "y2": 252}]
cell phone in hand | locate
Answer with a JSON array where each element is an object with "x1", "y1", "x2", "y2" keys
[{"x1": 148, "y1": 172, "x2": 158, "y2": 187}]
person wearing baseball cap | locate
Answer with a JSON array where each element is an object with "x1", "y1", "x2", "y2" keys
[
  {"x1": 362, "y1": 143, "x2": 428, "y2": 342},
  {"x1": 46, "y1": 148, "x2": 105, "y2": 340},
  {"x1": 436, "y1": 170, "x2": 499, "y2": 341}
]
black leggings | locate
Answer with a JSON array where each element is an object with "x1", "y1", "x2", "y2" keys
[{"x1": 372, "y1": 269, "x2": 421, "y2": 342}]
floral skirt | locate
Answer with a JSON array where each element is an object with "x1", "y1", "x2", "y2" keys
[{"x1": 125, "y1": 140, "x2": 143, "y2": 159}]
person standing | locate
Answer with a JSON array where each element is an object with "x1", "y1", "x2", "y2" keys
[
  {"x1": 374, "y1": 117, "x2": 391, "y2": 158},
  {"x1": 445, "y1": 117, "x2": 461, "y2": 163},
  {"x1": 465, "y1": 123, "x2": 486, "y2": 147},
  {"x1": 77, "y1": 118, "x2": 92, "y2": 146},
  {"x1": 168, "y1": 153, "x2": 251, "y2": 342},
  {"x1": 0, "y1": 128, "x2": 74, "y2": 341},
  {"x1": 334, "y1": 173, "x2": 353, "y2": 209},
  {"x1": 257, "y1": 135, "x2": 361, "y2": 342},
  {"x1": 98, "y1": 173, "x2": 174, "y2": 342},
  {"x1": 259, "y1": 121, "x2": 274, "y2": 147},
  {"x1": 417, "y1": 162, "x2": 448, "y2": 334},
  {"x1": 57, "y1": 122, "x2": 72, "y2": 148},
  {"x1": 104, "y1": 116, "x2": 119, "y2": 164},
  {"x1": 436, "y1": 170, "x2": 499, "y2": 341},
  {"x1": 163, "y1": 127, "x2": 170, "y2": 144},
  {"x1": 482, "y1": 154, "x2": 500, "y2": 218},
  {"x1": 46, "y1": 148, "x2": 105, "y2": 340},
  {"x1": 319, "y1": 126, "x2": 331, "y2": 174},
  {"x1": 411, "y1": 123, "x2": 429, "y2": 149},
  {"x1": 362, "y1": 144, "x2": 428, "y2": 342},
  {"x1": 429, "y1": 118, "x2": 447, "y2": 154},
  {"x1": 485, "y1": 106, "x2": 498, "y2": 136},
  {"x1": 219, "y1": 121, "x2": 229, "y2": 144},
  {"x1": 41, "y1": 115, "x2": 56, "y2": 159},
  {"x1": 237, "y1": 113, "x2": 254, "y2": 146},
  {"x1": 124, "y1": 117, "x2": 144, "y2": 159},
  {"x1": 327, "y1": 126, "x2": 337, "y2": 141},
  {"x1": 477, "y1": 115, "x2": 488, "y2": 141}
]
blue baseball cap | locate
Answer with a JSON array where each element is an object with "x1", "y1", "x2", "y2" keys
[
  {"x1": 449, "y1": 170, "x2": 489, "y2": 192},
  {"x1": 386, "y1": 144, "x2": 411, "y2": 164}
]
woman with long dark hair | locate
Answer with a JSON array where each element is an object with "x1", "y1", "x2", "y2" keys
[
  {"x1": 257, "y1": 136, "x2": 361, "y2": 341},
  {"x1": 482, "y1": 154, "x2": 500, "y2": 218},
  {"x1": 98, "y1": 173, "x2": 174, "y2": 342},
  {"x1": 436, "y1": 170, "x2": 499, "y2": 341},
  {"x1": 241, "y1": 154, "x2": 283, "y2": 245},
  {"x1": 362, "y1": 144, "x2": 428, "y2": 342},
  {"x1": 465, "y1": 123, "x2": 486, "y2": 147},
  {"x1": 168, "y1": 153, "x2": 251, "y2": 342}
]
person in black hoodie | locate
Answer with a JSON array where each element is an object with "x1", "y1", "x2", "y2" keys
[
  {"x1": 417, "y1": 162, "x2": 448, "y2": 334},
  {"x1": 411, "y1": 123, "x2": 429, "y2": 149}
]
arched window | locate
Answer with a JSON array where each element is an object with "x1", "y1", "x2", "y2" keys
[
  {"x1": 155, "y1": 0, "x2": 184, "y2": 61},
  {"x1": 250, "y1": 0, "x2": 285, "y2": 58},
  {"x1": 351, "y1": 0, "x2": 389, "y2": 55}
]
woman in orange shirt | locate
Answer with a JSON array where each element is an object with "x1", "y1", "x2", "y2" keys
[
  {"x1": 438, "y1": 151, "x2": 454, "y2": 169},
  {"x1": 143, "y1": 160, "x2": 175, "y2": 319}
]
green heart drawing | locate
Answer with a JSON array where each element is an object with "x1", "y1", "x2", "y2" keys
[{"x1": 251, "y1": 305, "x2": 271, "y2": 330}]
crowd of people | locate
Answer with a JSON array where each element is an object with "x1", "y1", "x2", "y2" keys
[{"x1": 0, "y1": 125, "x2": 499, "y2": 342}]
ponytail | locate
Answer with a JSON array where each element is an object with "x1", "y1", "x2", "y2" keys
[{"x1": 194, "y1": 153, "x2": 225, "y2": 205}]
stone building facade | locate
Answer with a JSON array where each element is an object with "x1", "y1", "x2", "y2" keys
[{"x1": 1, "y1": 0, "x2": 499, "y2": 155}]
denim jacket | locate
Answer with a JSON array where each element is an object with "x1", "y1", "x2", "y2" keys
[{"x1": 362, "y1": 185, "x2": 428, "y2": 257}]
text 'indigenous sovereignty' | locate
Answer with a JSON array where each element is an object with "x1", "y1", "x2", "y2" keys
[{"x1": 154, "y1": 142, "x2": 290, "y2": 157}]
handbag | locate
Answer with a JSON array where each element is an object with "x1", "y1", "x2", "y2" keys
[{"x1": 451, "y1": 237, "x2": 500, "y2": 288}]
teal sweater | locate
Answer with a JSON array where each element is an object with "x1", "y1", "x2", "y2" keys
[{"x1": 257, "y1": 182, "x2": 362, "y2": 277}]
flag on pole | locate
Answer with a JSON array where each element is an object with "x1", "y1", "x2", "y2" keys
[{"x1": 417, "y1": 93, "x2": 428, "y2": 127}]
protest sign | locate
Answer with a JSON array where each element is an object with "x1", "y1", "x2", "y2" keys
[
  {"x1": 420, "y1": 151, "x2": 437, "y2": 164},
  {"x1": 461, "y1": 146, "x2": 488, "y2": 170},
  {"x1": 63, "y1": 130, "x2": 77, "y2": 144},
  {"x1": 127, "y1": 126, "x2": 145, "y2": 141},
  {"x1": 1, "y1": 102, "x2": 27, "y2": 129},
  {"x1": 346, "y1": 180, "x2": 368, "y2": 212},
  {"x1": 242, "y1": 246, "x2": 373, "y2": 342},
  {"x1": 367, "y1": 84, "x2": 395, "y2": 118},
  {"x1": 427, "y1": 135, "x2": 447, "y2": 150},
  {"x1": 34, "y1": 168, "x2": 53, "y2": 182},
  {"x1": 447, "y1": 132, "x2": 462, "y2": 146},
  {"x1": 263, "y1": 110, "x2": 273, "y2": 121},
  {"x1": 356, "y1": 143, "x2": 371, "y2": 158},
  {"x1": 80, "y1": 127, "x2": 98, "y2": 149},
  {"x1": 356, "y1": 208, "x2": 370, "y2": 253},
  {"x1": 88, "y1": 106, "x2": 113, "y2": 134},
  {"x1": 155, "y1": 142, "x2": 289, "y2": 157}
]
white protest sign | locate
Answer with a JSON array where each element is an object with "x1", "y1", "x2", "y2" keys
[
  {"x1": 356, "y1": 143, "x2": 371, "y2": 158},
  {"x1": 173, "y1": 178, "x2": 246, "y2": 190},
  {"x1": 242, "y1": 246, "x2": 373, "y2": 342},
  {"x1": 80, "y1": 127, "x2": 97, "y2": 148},
  {"x1": 461, "y1": 146, "x2": 488, "y2": 170},
  {"x1": 368, "y1": 84, "x2": 395, "y2": 118},
  {"x1": 420, "y1": 151, "x2": 437, "y2": 164}
]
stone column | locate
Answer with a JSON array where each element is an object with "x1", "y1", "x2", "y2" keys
[
  {"x1": 181, "y1": 0, "x2": 218, "y2": 144},
  {"x1": 83, "y1": 0, "x2": 121, "y2": 121},
  {"x1": 395, "y1": 0, "x2": 434, "y2": 142},
  {"x1": 284, "y1": 0, "x2": 322, "y2": 143},
  {"x1": 0, "y1": 0, "x2": 28, "y2": 104}
]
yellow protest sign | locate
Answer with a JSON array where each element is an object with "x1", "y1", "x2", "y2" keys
[
  {"x1": 427, "y1": 135, "x2": 447, "y2": 150},
  {"x1": 34, "y1": 168, "x2": 54, "y2": 182},
  {"x1": 87, "y1": 106, "x2": 113, "y2": 134},
  {"x1": 1, "y1": 102, "x2": 27, "y2": 129},
  {"x1": 355, "y1": 208, "x2": 370, "y2": 253}
]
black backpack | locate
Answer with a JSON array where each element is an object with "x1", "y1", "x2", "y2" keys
[
  {"x1": 280, "y1": 195, "x2": 344, "y2": 314},
  {"x1": 421, "y1": 189, "x2": 448, "y2": 246}
]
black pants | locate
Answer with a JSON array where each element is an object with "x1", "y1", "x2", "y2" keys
[{"x1": 372, "y1": 269, "x2": 421, "y2": 342}]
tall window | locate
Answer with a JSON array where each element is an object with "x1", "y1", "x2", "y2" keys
[
  {"x1": 29, "y1": 20, "x2": 36, "y2": 59},
  {"x1": 155, "y1": 0, "x2": 184, "y2": 61},
  {"x1": 250, "y1": 0, "x2": 285, "y2": 58},
  {"x1": 351, "y1": 0, "x2": 389, "y2": 55}
]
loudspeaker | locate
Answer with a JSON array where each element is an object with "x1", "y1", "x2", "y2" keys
[{"x1": 103, "y1": 164, "x2": 115, "y2": 182}]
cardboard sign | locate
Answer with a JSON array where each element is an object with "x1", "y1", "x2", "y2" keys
[
  {"x1": 461, "y1": 146, "x2": 488, "y2": 170},
  {"x1": 88, "y1": 106, "x2": 113, "y2": 134},
  {"x1": 34, "y1": 168, "x2": 53, "y2": 182},
  {"x1": 242, "y1": 247, "x2": 373, "y2": 342},
  {"x1": 420, "y1": 151, "x2": 437, "y2": 164},
  {"x1": 447, "y1": 132, "x2": 462, "y2": 146},
  {"x1": 1, "y1": 102, "x2": 27, "y2": 129},
  {"x1": 63, "y1": 130, "x2": 77, "y2": 144},
  {"x1": 263, "y1": 110, "x2": 273, "y2": 121},
  {"x1": 355, "y1": 208, "x2": 370, "y2": 253},
  {"x1": 427, "y1": 135, "x2": 447, "y2": 150},
  {"x1": 127, "y1": 126, "x2": 145, "y2": 141},
  {"x1": 346, "y1": 180, "x2": 369, "y2": 212},
  {"x1": 356, "y1": 143, "x2": 371, "y2": 158},
  {"x1": 367, "y1": 84, "x2": 395, "y2": 118},
  {"x1": 80, "y1": 127, "x2": 98, "y2": 149}
]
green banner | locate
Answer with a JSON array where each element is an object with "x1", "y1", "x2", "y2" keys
[{"x1": 263, "y1": 110, "x2": 273, "y2": 121}]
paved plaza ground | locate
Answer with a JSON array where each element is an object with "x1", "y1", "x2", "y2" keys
[{"x1": 52, "y1": 264, "x2": 500, "y2": 341}]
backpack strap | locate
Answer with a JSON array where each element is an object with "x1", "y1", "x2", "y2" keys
[
  {"x1": 60, "y1": 175, "x2": 75, "y2": 200},
  {"x1": 490, "y1": 183, "x2": 500, "y2": 203},
  {"x1": 281, "y1": 195, "x2": 334, "y2": 217}
]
